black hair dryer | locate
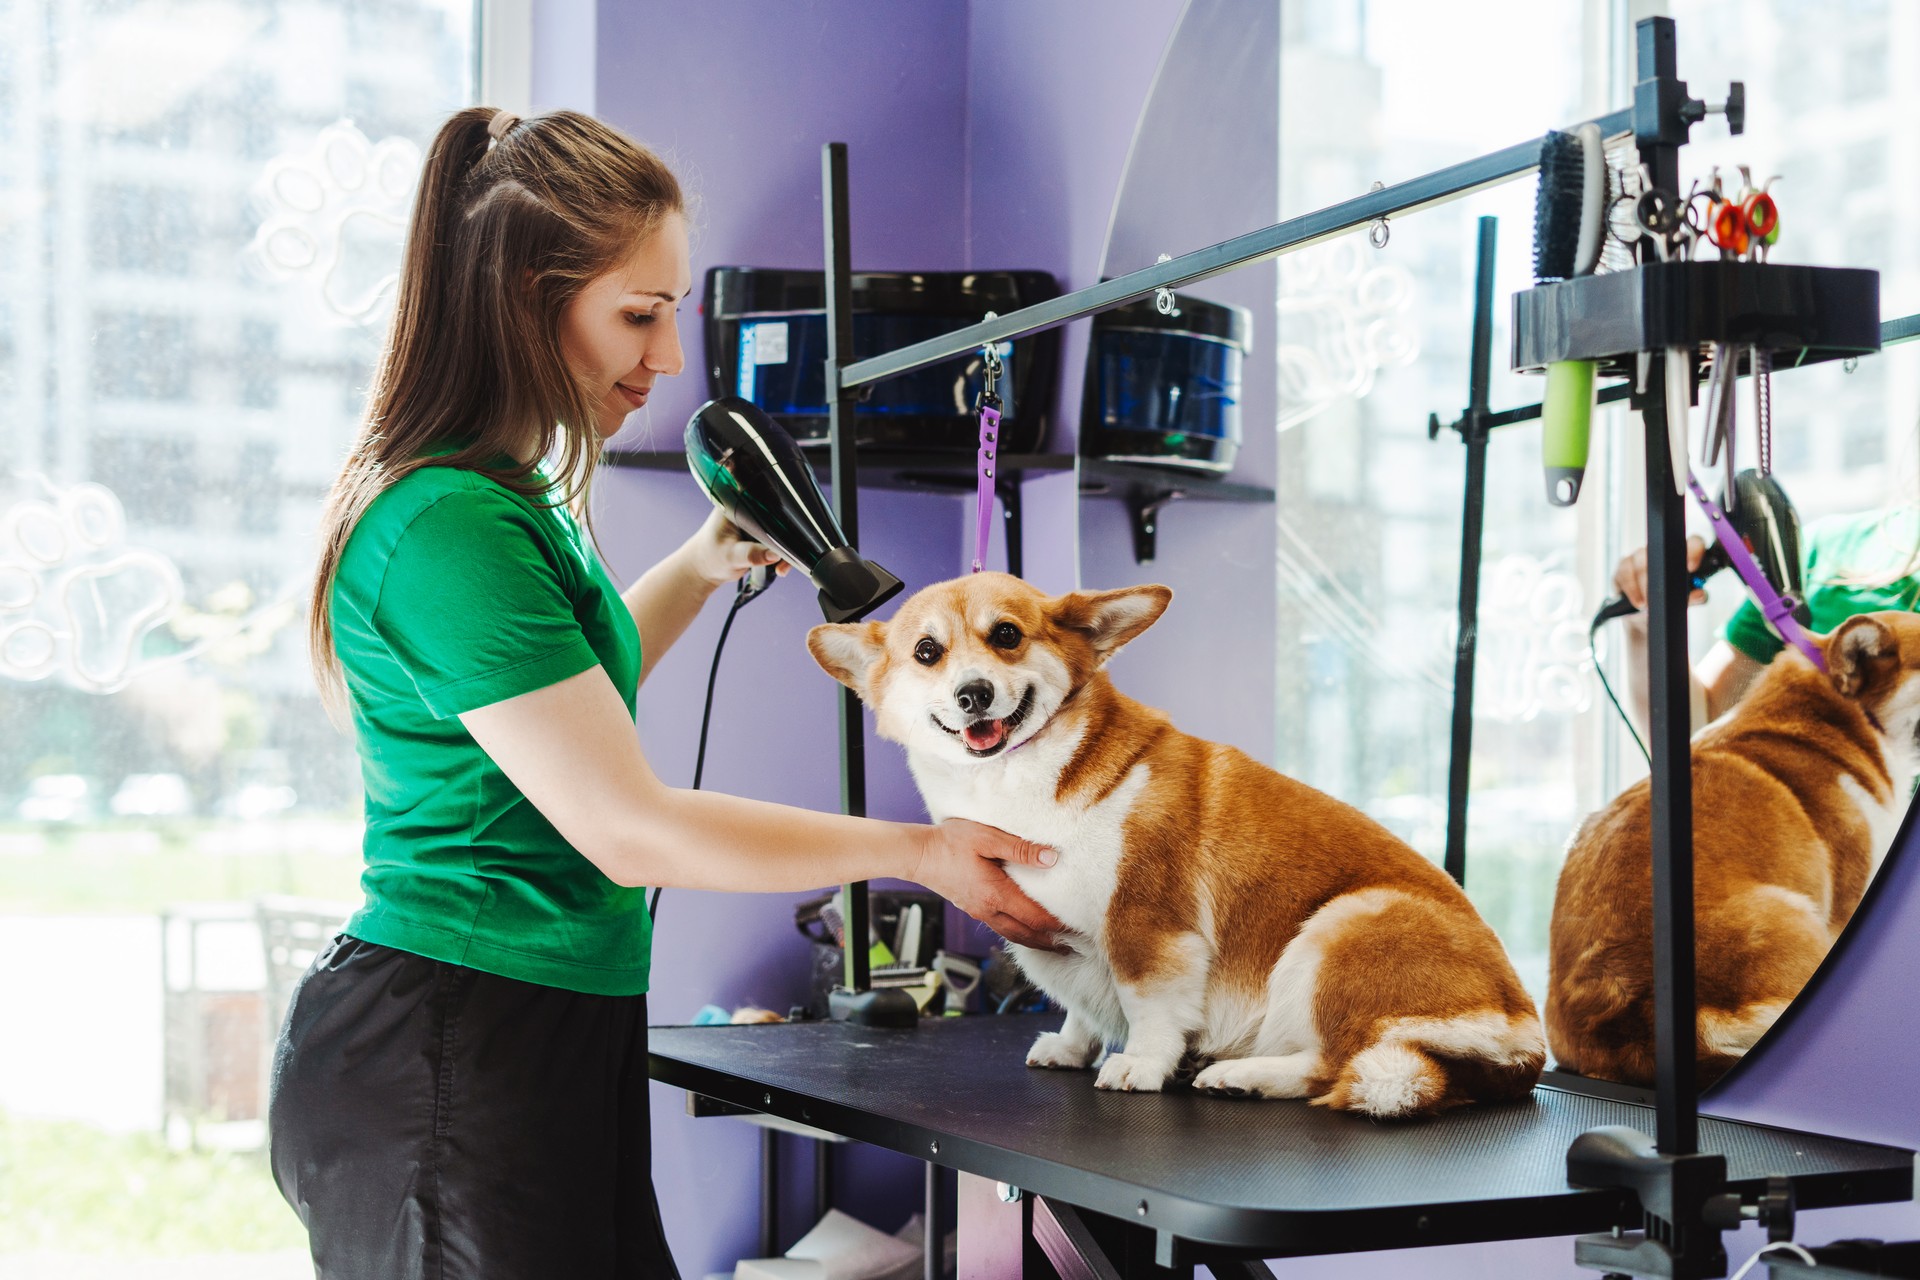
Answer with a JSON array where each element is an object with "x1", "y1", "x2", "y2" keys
[
  {"x1": 1593, "y1": 469, "x2": 1808, "y2": 627},
  {"x1": 685, "y1": 396, "x2": 904, "y2": 623}
]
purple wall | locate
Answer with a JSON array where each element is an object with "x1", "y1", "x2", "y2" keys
[
  {"x1": 561, "y1": 4, "x2": 1919, "y2": 1277},
  {"x1": 590, "y1": 5, "x2": 976, "y2": 1273}
]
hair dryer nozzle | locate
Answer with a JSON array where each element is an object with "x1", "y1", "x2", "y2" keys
[
  {"x1": 813, "y1": 547, "x2": 904, "y2": 623},
  {"x1": 685, "y1": 396, "x2": 905, "y2": 622}
]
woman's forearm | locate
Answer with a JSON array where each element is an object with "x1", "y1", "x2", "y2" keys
[
  {"x1": 610, "y1": 785, "x2": 930, "y2": 892},
  {"x1": 621, "y1": 546, "x2": 716, "y2": 684}
]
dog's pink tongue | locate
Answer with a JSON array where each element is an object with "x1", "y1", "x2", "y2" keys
[{"x1": 964, "y1": 719, "x2": 1008, "y2": 752}]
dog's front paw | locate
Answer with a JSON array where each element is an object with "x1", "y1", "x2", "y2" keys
[
  {"x1": 1026, "y1": 1031, "x2": 1099, "y2": 1070},
  {"x1": 1095, "y1": 1053, "x2": 1172, "y2": 1092}
]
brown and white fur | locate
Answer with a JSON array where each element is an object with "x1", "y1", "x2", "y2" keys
[
  {"x1": 1548, "y1": 612, "x2": 1920, "y2": 1088},
  {"x1": 809, "y1": 573, "x2": 1544, "y2": 1119}
]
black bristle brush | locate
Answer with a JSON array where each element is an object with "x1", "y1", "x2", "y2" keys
[{"x1": 1533, "y1": 123, "x2": 1606, "y2": 505}]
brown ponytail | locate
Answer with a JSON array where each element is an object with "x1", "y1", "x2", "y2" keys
[{"x1": 307, "y1": 107, "x2": 684, "y2": 723}]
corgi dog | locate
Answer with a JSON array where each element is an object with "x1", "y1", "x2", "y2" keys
[
  {"x1": 809, "y1": 573, "x2": 1544, "y2": 1119},
  {"x1": 1548, "y1": 611, "x2": 1920, "y2": 1088}
]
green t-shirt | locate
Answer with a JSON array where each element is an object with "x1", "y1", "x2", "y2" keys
[
  {"x1": 1723, "y1": 508, "x2": 1920, "y2": 663},
  {"x1": 331, "y1": 461, "x2": 650, "y2": 995}
]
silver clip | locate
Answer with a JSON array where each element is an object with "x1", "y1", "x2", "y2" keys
[
  {"x1": 1367, "y1": 180, "x2": 1390, "y2": 248},
  {"x1": 1153, "y1": 255, "x2": 1177, "y2": 315},
  {"x1": 979, "y1": 311, "x2": 1003, "y2": 398}
]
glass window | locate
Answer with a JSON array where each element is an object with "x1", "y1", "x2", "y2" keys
[
  {"x1": 0, "y1": 0, "x2": 473, "y2": 1266},
  {"x1": 1281, "y1": 0, "x2": 1920, "y2": 1036},
  {"x1": 1280, "y1": 0, "x2": 1600, "y2": 1000}
]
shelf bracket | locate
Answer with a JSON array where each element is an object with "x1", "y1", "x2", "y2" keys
[{"x1": 1128, "y1": 489, "x2": 1186, "y2": 564}]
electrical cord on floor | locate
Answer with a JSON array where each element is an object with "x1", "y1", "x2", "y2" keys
[
  {"x1": 649, "y1": 570, "x2": 769, "y2": 922},
  {"x1": 1590, "y1": 611, "x2": 1651, "y2": 766}
]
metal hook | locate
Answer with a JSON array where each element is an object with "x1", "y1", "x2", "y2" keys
[
  {"x1": 1367, "y1": 180, "x2": 1390, "y2": 248},
  {"x1": 978, "y1": 311, "x2": 1003, "y2": 401},
  {"x1": 1152, "y1": 255, "x2": 1178, "y2": 315}
]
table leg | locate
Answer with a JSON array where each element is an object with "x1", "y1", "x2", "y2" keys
[
  {"x1": 926, "y1": 1163, "x2": 953, "y2": 1280},
  {"x1": 760, "y1": 1127, "x2": 779, "y2": 1257},
  {"x1": 958, "y1": 1172, "x2": 1031, "y2": 1280}
]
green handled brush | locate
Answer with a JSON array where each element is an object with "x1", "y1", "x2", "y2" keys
[{"x1": 1533, "y1": 122, "x2": 1607, "y2": 506}]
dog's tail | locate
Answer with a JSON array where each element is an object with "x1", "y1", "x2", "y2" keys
[{"x1": 1313, "y1": 1013, "x2": 1547, "y2": 1119}]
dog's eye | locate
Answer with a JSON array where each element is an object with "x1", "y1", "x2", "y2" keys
[
  {"x1": 913, "y1": 637, "x2": 944, "y2": 665},
  {"x1": 988, "y1": 622, "x2": 1022, "y2": 650}
]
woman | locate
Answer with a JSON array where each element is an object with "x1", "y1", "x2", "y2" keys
[
  {"x1": 268, "y1": 106, "x2": 1064, "y2": 1279},
  {"x1": 1614, "y1": 506, "x2": 1920, "y2": 731}
]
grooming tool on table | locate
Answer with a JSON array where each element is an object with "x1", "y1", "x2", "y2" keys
[
  {"x1": 1701, "y1": 344, "x2": 1739, "y2": 509},
  {"x1": 1533, "y1": 124, "x2": 1609, "y2": 505},
  {"x1": 1632, "y1": 183, "x2": 1696, "y2": 495}
]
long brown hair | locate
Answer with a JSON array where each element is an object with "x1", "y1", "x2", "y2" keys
[{"x1": 308, "y1": 107, "x2": 683, "y2": 721}]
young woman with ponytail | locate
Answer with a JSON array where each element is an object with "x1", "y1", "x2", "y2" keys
[{"x1": 269, "y1": 107, "x2": 1064, "y2": 1279}]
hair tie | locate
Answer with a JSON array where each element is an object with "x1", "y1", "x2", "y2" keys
[{"x1": 487, "y1": 109, "x2": 520, "y2": 143}]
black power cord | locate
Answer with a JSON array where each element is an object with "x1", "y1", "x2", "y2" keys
[
  {"x1": 1590, "y1": 606, "x2": 1652, "y2": 767},
  {"x1": 649, "y1": 568, "x2": 771, "y2": 921}
]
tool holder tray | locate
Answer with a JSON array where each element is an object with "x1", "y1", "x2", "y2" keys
[{"x1": 1512, "y1": 261, "x2": 1881, "y2": 378}]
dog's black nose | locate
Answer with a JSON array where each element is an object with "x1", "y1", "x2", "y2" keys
[{"x1": 955, "y1": 680, "x2": 995, "y2": 716}]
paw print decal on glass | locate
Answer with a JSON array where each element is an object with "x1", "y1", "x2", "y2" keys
[
  {"x1": 0, "y1": 479, "x2": 184, "y2": 694},
  {"x1": 1277, "y1": 238, "x2": 1419, "y2": 433},
  {"x1": 244, "y1": 120, "x2": 421, "y2": 325},
  {"x1": 1476, "y1": 553, "x2": 1593, "y2": 723}
]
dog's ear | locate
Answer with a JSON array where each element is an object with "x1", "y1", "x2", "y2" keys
[
  {"x1": 1053, "y1": 585, "x2": 1172, "y2": 665},
  {"x1": 1826, "y1": 614, "x2": 1894, "y2": 698},
  {"x1": 808, "y1": 621, "x2": 888, "y2": 700}
]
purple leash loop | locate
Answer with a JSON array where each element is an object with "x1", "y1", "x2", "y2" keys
[
  {"x1": 972, "y1": 342, "x2": 1002, "y2": 574},
  {"x1": 1687, "y1": 470, "x2": 1825, "y2": 671}
]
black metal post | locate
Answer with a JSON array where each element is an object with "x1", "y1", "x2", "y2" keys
[
  {"x1": 760, "y1": 1127, "x2": 779, "y2": 1257},
  {"x1": 822, "y1": 141, "x2": 870, "y2": 995},
  {"x1": 923, "y1": 1164, "x2": 950, "y2": 1280},
  {"x1": 999, "y1": 478, "x2": 1024, "y2": 580},
  {"x1": 1442, "y1": 216, "x2": 1499, "y2": 887},
  {"x1": 1640, "y1": 355, "x2": 1699, "y2": 1158},
  {"x1": 814, "y1": 1139, "x2": 832, "y2": 1224},
  {"x1": 1632, "y1": 15, "x2": 1699, "y2": 1159}
]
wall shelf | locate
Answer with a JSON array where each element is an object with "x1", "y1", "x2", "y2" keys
[{"x1": 602, "y1": 447, "x2": 1274, "y2": 565}]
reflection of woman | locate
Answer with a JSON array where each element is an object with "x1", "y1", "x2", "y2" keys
[
  {"x1": 1613, "y1": 507, "x2": 1920, "y2": 731},
  {"x1": 267, "y1": 108, "x2": 1063, "y2": 1279}
]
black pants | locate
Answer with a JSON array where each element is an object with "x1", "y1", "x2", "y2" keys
[{"x1": 268, "y1": 935, "x2": 681, "y2": 1279}]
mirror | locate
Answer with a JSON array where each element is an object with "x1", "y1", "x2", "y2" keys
[{"x1": 1083, "y1": 0, "x2": 1919, "y2": 1092}]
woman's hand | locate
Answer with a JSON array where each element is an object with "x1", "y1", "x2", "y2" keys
[
  {"x1": 681, "y1": 508, "x2": 790, "y2": 591},
  {"x1": 1613, "y1": 535, "x2": 1708, "y2": 624},
  {"x1": 912, "y1": 818, "x2": 1068, "y2": 952}
]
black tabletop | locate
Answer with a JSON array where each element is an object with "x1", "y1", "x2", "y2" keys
[{"x1": 648, "y1": 1015, "x2": 1914, "y2": 1258}]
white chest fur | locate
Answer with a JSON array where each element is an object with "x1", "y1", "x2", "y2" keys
[
  {"x1": 905, "y1": 728, "x2": 1147, "y2": 940},
  {"x1": 1837, "y1": 769, "x2": 1905, "y2": 878}
]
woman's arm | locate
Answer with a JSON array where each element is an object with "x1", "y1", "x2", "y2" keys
[
  {"x1": 458, "y1": 663, "x2": 1065, "y2": 949},
  {"x1": 621, "y1": 509, "x2": 786, "y2": 686},
  {"x1": 1614, "y1": 536, "x2": 1766, "y2": 734}
]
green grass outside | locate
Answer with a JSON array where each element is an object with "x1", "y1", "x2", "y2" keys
[
  {"x1": 0, "y1": 1111, "x2": 306, "y2": 1256},
  {"x1": 0, "y1": 824, "x2": 362, "y2": 916}
]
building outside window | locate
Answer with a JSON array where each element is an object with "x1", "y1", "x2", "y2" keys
[{"x1": 0, "y1": 0, "x2": 474, "y2": 1270}]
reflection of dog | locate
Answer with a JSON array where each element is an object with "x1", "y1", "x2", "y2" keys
[
  {"x1": 1548, "y1": 612, "x2": 1920, "y2": 1088},
  {"x1": 810, "y1": 573, "x2": 1544, "y2": 1118}
]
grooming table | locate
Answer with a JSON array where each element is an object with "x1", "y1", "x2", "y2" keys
[{"x1": 649, "y1": 1015, "x2": 1914, "y2": 1273}]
